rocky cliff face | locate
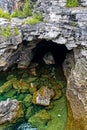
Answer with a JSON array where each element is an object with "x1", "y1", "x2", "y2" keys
[
  {"x1": 0, "y1": 0, "x2": 23, "y2": 13},
  {"x1": 0, "y1": 0, "x2": 87, "y2": 129}
]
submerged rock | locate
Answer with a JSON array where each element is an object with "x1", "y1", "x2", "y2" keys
[
  {"x1": 17, "y1": 122, "x2": 37, "y2": 130},
  {"x1": 32, "y1": 86, "x2": 55, "y2": 106},
  {"x1": 28, "y1": 110, "x2": 51, "y2": 130},
  {"x1": 0, "y1": 99, "x2": 24, "y2": 129},
  {"x1": 0, "y1": 78, "x2": 16, "y2": 93},
  {"x1": 13, "y1": 79, "x2": 29, "y2": 93},
  {"x1": 25, "y1": 106, "x2": 33, "y2": 119},
  {"x1": 29, "y1": 83, "x2": 37, "y2": 94},
  {"x1": 23, "y1": 94, "x2": 32, "y2": 108}
]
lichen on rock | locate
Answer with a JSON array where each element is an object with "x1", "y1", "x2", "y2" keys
[
  {"x1": 32, "y1": 86, "x2": 55, "y2": 106},
  {"x1": 0, "y1": 98, "x2": 24, "y2": 129}
]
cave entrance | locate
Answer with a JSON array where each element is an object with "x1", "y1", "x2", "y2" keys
[
  {"x1": 32, "y1": 39, "x2": 69, "y2": 66},
  {"x1": 31, "y1": 39, "x2": 69, "y2": 80}
]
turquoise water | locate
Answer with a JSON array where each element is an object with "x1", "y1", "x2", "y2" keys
[{"x1": 0, "y1": 65, "x2": 68, "y2": 130}]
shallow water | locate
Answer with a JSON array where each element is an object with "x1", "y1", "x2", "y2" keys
[{"x1": 0, "y1": 64, "x2": 68, "y2": 130}]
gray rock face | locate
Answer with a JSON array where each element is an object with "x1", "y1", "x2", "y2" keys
[
  {"x1": 0, "y1": 0, "x2": 23, "y2": 13},
  {"x1": 0, "y1": 1, "x2": 87, "y2": 70},
  {"x1": 63, "y1": 47, "x2": 87, "y2": 129},
  {"x1": 79, "y1": 0, "x2": 87, "y2": 6}
]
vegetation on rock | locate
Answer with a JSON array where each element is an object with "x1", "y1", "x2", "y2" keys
[
  {"x1": 28, "y1": 110, "x2": 51, "y2": 130},
  {"x1": 66, "y1": 0, "x2": 79, "y2": 7},
  {"x1": 0, "y1": 8, "x2": 10, "y2": 19},
  {"x1": 22, "y1": 13, "x2": 43, "y2": 25},
  {"x1": 0, "y1": 26, "x2": 20, "y2": 39},
  {"x1": 1, "y1": 27, "x2": 11, "y2": 38},
  {"x1": 69, "y1": 21, "x2": 78, "y2": 26},
  {"x1": 14, "y1": 27, "x2": 20, "y2": 36},
  {"x1": 11, "y1": 0, "x2": 32, "y2": 18}
]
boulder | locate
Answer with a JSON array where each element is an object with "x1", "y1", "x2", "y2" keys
[
  {"x1": 32, "y1": 86, "x2": 55, "y2": 106},
  {"x1": 0, "y1": 0, "x2": 23, "y2": 14},
  {"x1": 0, "y1": 99, "x2": 24, "y2": 129},
  {"x1": 43, "y1": 52, "x2": 55, "y2": 65}
]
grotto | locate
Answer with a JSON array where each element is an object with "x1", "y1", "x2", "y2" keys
[
  {"x1": 31, "y1": 40, "x2": 69, "y2": 65},
  {"x1": 0, "y1": 0, "x2": 87, "y2": 130}
]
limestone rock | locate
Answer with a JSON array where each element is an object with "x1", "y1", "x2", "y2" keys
[
  {"x1": 43, "y1": 52, "x2": 55, "y2": 65},
  {"x1": 63, "y1": 48, "x2": 87, "y2": 130},
  {"x1": 80, "y1": 0, "x2": 87, "y2": 6},
  {"x1": 32, "y1": 86, "x2": 55, "y2": 106},
  {"x1": 0, "y1": 0, "x2": 23, "y2": 13},
  {"x1": 0, "y1": 99, "x2": 24, "y2": 127},
  {"x1": 0, "y1": 1, "x2": 87, "y2": 70},
  {"x1": 17, "y1": 123, "x2": 37, "y2": 130}
]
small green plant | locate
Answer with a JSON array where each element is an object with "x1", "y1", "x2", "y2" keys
[
  {"x1": 0, "y1": 8, "x2": 10, "y2": 19},
  {"x1": 23, "y1": 13, "x2": 43, "y2": 25},
  {"x1": 66, "y1": 0, "x2": 78, "y2": 7},
  {"x1": 11, "y1": 9, "x2": 22, "y2": 18},
  {"x1": 1, "y1": 27, "x2": 11, "y2": 38},
  {"x1": 11, "y1": 0, "x2": 32, "y2": 18},
  {"x1": 22, "y1": 0, "x2": 32, "y2": 17},
  {"x1": 14, "y1": 27, "x2": 19, "y2": 36},
  {"x1": 69, "y1": 21, "x2": 78, "y2": 26}
]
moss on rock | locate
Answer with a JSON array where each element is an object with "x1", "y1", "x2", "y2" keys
[
  {"x1": 28, "y1": 110, "x2": 51, "y2": 130},
  {"x1": 23, "y1": 94, "x2": 32, "y2": 108},
  {"x1": 66, "y1": 0, "x2": 79, "y2": 7},
  {"x1": 13, "y1": 79, "x2": 29, "y2": 93}
]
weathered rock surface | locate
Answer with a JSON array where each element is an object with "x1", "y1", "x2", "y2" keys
[
  {"x1": 0, "y1": 1, "x2": 87, "y2": 70},
  {"x1": 32, "y1": 86, "x2": 55, "y2": 106},
  {"x1": 43, "y1": 52, "x2": 55, "y2": 65},
  {"x1": 0, "y1": 0, "x2": 23, "y2": 13},
  {"x1": 0, "y1": 99, "x2": 24, "y2": 128},
  {"x1": 63, "y1": 47, "x2": 87, "y2": 129}
]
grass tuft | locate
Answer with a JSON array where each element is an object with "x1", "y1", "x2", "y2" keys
[
  {"x1": 22, "y1": 13, "x2": 43, "y2": 25},
  {"x1": 66, "y1": 0, "x2": 79, "y2": 7}
]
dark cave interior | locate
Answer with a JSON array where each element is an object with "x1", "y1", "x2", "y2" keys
[{"x1": 32, "y1": 40, "x2": 69, "y2": 65}]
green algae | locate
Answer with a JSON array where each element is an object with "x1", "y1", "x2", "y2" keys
[
  {"x1": 29, "y1": 110, "x2": 51, "y2": 130},
  {"x1": 66, "y1": 0, "x2": 79, "y2": 7},
  {"x1": 0, "y1": 64, "x2": 68, "y2": 130},
  {"x1": 4, "y1": 88, "x2": 17, "y2": 98},
  {"x1": 46, "y1": 96, "x2": 68, "y2": 130},
  {"x1": 23, "y1": 94, "x2": 32, "y2": 108},
  {"x1": 0, "y1": 78, "x2": 16, "y2": 93},
  {"x1": 25, "y1": 106, "x2": 33, "y2": 119}
]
